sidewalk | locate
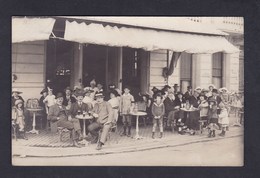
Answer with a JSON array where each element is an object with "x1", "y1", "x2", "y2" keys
[{"x1": 12, "y1": 115, "x2": 243, "y2": 158}]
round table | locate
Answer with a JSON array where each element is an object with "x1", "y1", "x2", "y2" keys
[
  {"x1": 76, "y1": 114, "x2": 93, "y2": 138},
  {"x1": 180, "y1": 107, "x2": 199, "y2": 132},
  {"x1": 130, "y1": 111, "x2": 147, "y2": 140},
  {"x1": 26, "y1": 108, "x2": 43, "y2": 134}
]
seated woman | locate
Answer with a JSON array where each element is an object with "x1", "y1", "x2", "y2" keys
[
  {"x1": 175, "y1": 92, "x2": 186, "y2": 123},
  {"x1": 12, "y1": 99, "x2": 28, "y2": 140}
]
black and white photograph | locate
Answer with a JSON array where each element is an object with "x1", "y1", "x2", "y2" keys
[{"x1": 11, "y1": 16, "x2": 244, "y2": 166}]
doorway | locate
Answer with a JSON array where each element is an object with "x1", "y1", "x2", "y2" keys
[
  {"x1": 82, "y1": 44, "x2": 107, "y2": 88},
  {"x1": 46, "y1": 39, "x2": 74, "y2": 94}
]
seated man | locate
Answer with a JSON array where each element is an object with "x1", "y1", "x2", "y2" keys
[
  {"x1": 163, "y1": 90, "x2": 180, "y2": 130},
  {"x1": 48, "y1": 92, "x2": 82, "y2": 148},
  {"x1": 87, "y1": 92, "x2": 113, "y2": 150},
  {"x1": 70, "y1": 91, "x2": 90, "y2": 133}
]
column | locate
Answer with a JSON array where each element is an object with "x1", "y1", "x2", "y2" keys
[
  {"x1": 223, "y1": 53, "x2": 240, "y2": 91},
  {"x1": 192, "y1": 54, "x2": 212, "y2": 89},
  {"x1": 71, "y1": 43, "x2": 83, "y2": 87}
]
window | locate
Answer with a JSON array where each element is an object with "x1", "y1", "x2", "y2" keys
[
  {"x1": 180, "y1": 52, "x2": 192, "y2": 93},
  {"x1": 212, "y1": 52, "x2": 223, "y2": 89}
]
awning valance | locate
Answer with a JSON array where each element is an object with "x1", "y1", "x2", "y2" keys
[
  {"x1": 64, "y1": 20, "x2": 239, "y2": 54},
  {"x1": 12, "y1": 17, "x2": 56, "y2": 43}
]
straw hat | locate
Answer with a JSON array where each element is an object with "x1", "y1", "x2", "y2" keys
[
  {"x1": 219, "y1": 87, "x2": 228, "y2": 93},
  {"x1": 15, "y1": 99, "x2": 23, "y2": 106},
  {"x1": 12, "y1": 88, "x2": 22, "y2": 94},
  {"x1": 95, "y1": 92, "x2": 105, "y2": 98},
  {"x1": 208, "y1": 84, "x2": 215, "y2": 89}
]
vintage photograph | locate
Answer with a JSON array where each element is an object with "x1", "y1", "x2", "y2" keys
[{"x1": 11, "y1": 16, "x2": 244, "y2": 166}]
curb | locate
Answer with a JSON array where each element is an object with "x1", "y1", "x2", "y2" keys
[{"x1": 12, "y1": 133, "x2": 243, "y2": 158}]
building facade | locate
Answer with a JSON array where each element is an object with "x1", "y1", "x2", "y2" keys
[{"x1": 12, "y1": 17, "x2": 242, "y2": 101}]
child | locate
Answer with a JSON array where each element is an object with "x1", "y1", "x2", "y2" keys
[
  {"x1": 218, "y1": 102, "x2": 229, "y2": 136},
  {"x1": 12, "y1": 99, "x2": 28, "y2": 140},
  {"x1": 198, "y1": 95, "x2": 209, "y2": 127},
  {"x1": 120, "y1": 87, "x2": 135, "y2": 137},
  {"x1": 43, "y1": 87, "x2": 56, "y2": 114},
  {"x1": 151, "y1": 94, "x2": 165, "y2": 138},
  {"x1": 108, "y1": 90, "x2": 120, "y2": 123},
  {"x1": 208, "y1": 99, "x2": 219, "y2": 137}
]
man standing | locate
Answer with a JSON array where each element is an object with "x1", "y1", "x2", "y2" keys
[
  {"x1": 70, "y1": 91, "x2": 90, "y2": 135},
  {"x1": 87, "y1": 92, "x2": 113, "y2": 150},
  {"x1": 184, "y1": 86, "x2": 192, "y2": 101},
  {"x1": 63, "y1": 87, "x2": 76, "y2": 110},
  {"x1": 48, "y1": 93, "x2": 82, "y2": 148}
]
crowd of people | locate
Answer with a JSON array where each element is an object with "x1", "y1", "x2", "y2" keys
[{"x1": 12, "y1": 80, "x2": 244, "y2": 150}]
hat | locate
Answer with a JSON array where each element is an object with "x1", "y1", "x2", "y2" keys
[
  {"x1": 64, "y1": 86, "x2": 72, "y2": 92},
  {"x1": 173, "y1": 84, "x2": 179, "y2": 87},
  {"x1": 208, "y1": 84, "x2": 215, "y2": 88},
  {"x1": 56, "y1": 92, "x2": 64, "y2": 99},
  {"x1": 40, "y1": 88, "x2": 48, "y2": 94},
  {"x1": 163, "y1": 85, "x2": 171, "y2": 89},
  {"x1": 84, "y1": 89, "x2": 94, "y2": 93},
  {"x1": 75, "y1": 91, "x2": 85, "y2": 97},
  {"x1": 187, "y1": 86, "x2": 192, "y2": 89},
  {"x1": 95, "y1": 92, "x2": 105, "y2": 98},
  {"x1": 12, "y1": 88, "x2": 22, "y2": 94},
  {"x1": 152, "y1": 87, "x2": 158, "y2": 92},
  {"x1": 219, "y1": 87, "x2": 228, "y2": 93},
  {"x1": 15, "y1": 99, "x2": 23, "y2": 106},
  {"x1": 212, "y1": 89, "x2": 218, "y2": 93},
  {"x1": 195, "y1": 87, "x2": 202, "y2": 91},
  {"x1": 73, "y1": 86, "x2": 81, "y2": 91}
]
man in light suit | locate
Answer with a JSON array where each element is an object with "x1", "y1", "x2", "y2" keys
[
  {"x1": 87, "y1": 92, "x2": 113, "y2": 150},
  {"x1": 48, "y1": 93, "x2": 82, "y2": 148}
]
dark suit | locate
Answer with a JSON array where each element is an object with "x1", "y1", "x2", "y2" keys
[
  {"x1": 48, "y1": 104, "x2": 81, "y2": 140},
  {"x1": 63, "y1": 95, "x2": 76, "y2": 106},
  {"x1": 164, "y1": 97, "x2": 179, "y2": 126},
  {"x1": 70, "y1": 102, "x2": 90, "y2": 131}
]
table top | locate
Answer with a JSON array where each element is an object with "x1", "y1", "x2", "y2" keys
[
  {"x1": 26, "y1": 107, "x2": 43, "y2": 111},
  {"x1": 130, "y1": 111, "x2": 147, "y2": 116},
  {"x1": 76, "y1": 114, "x2": 93, "y2": 120},
  {"x1": 180, "y1": 107, "x2": 199, "y2": 112}
]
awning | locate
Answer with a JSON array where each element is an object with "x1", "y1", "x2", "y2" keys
[
  {"x1": 12, "y1": 17, "x2": 56, "y2": 43},
  {"x1": 64, "y1": 20, "x2": 239, "y2": 54}
]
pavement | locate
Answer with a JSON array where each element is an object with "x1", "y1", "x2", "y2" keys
[{"x1": 12, "y1": 114, "x2": 243, "y2": 158}]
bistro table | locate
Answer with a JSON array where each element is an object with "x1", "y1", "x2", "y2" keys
[
  {"x1": 130, "y1": 111, "x2": 147, "y2": 140},
  {"x1": 26, "y1": 107, "x2": 43, "y2": 134},
  {"x1": 76, "y1": 114, "x2": 93, "y2": 138},
  {"x1": 180, "y1": 107, "x2": 200, "y2": 134}
]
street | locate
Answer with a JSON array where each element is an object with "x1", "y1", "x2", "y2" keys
[{"x1": 13, "y1": 135, "x2": 243, "y2": 166}]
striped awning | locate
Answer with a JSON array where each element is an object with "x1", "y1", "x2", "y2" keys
[
  {"x1": 12, "y1": 17, "x2": 56, "y2": 43},
  {"x1": 64, "y1": 20, "x2": 239, "y2": 54}
]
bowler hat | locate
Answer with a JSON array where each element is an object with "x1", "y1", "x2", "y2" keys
[
  {"x1": 95, "y1": 92, "x2": 105, "y2": 98},
  {"x1": 75, "y1": 91, "x2": 85, "y2": 97},
  {"x1": 12, "y1": 88, "x2": 22, "y2": 94},
  {"x1": 187, "y1": 86, "x2": 192, "y2": 89},
  {"x1": 152, "y1": 87, "x2": 158, "y2": 92},
  {"x1": 40, "y1": 88, "x2": 48, "y2": 94},
  {"x1": 15, "y1": 99, "x2": 23, "y2": 106},
  {"x1": 212, "y1": 89, "x2": 218, "y2": 93},
  {"x1": 56, "y1": 92, "x2": 64, "y2": 99},
  {"x1": 173, "y1": 84, "x2": 179, "y2": 87}
]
